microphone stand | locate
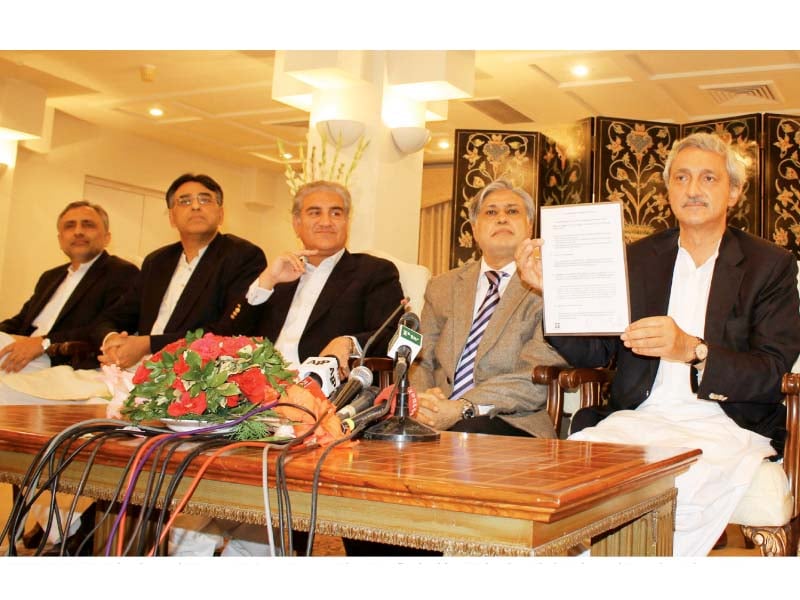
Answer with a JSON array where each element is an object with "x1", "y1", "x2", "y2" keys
[{"x1": 362, "y1": 359, "x2": 439, "y2": 442}]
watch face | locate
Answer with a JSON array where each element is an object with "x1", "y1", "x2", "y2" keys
[{"x1": 695, "y1": 343, "x2": 708, "y2": 361}]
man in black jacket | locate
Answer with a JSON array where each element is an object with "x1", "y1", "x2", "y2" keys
[
  {"x1": 0, "y1": 201, "x2": 138, "y2": 372},
  {"x1": 95, "y1": 173, "x2": 265, "y2": 368},
  {"x1": 516, "y1": 132, "x2": 800, "y2": 555}
]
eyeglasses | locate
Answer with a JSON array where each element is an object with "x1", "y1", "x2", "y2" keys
[{"x1": 172, "y1": 192, "x2": 219, "y2": 208}]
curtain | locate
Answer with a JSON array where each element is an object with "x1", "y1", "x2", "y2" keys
[{"x1": 418, "y1": 199, "x2": 452, "y2": 277}]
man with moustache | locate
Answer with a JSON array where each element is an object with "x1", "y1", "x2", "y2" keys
[
  {"x1": 516, "y1": 132, "x2": 800, "y2": 555},
  {"x1": 0, "y1": 201, "x2": 138, "y2": 377}
]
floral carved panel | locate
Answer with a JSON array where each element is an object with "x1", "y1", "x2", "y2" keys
[
  {"x1": 450, "y1": 129, "x2": 538, "y2": 268},
  {"x1": 682, "y1": 114, "x2": 762, "y2": 236},
  {"x1": 594, "y1": 117, "x2": 679, "y2": 243},
  {"x1": 538, "y1": 118, "x2": 594, "y2": 207},
  {"x1": 764, "y1": 113, "x2": 800, "y2": 258}
]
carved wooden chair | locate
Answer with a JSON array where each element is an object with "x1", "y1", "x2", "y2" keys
[{"x1": 534, "y1": 365, "x2": 800, "y2": 556}]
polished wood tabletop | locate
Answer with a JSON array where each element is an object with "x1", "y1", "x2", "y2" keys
[{"x1": 0, "y1": 405, "x2": 701, "y2": 555}]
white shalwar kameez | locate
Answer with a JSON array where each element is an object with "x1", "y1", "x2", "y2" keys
[{"x1": 568, "y1": 243, "x2": 775, "y2": 556}]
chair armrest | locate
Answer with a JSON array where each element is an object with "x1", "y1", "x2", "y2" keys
[
  {"x1": 532, "y1": 366, "x2": 565, "y2": 437},
  {"x1": 352, "y1": 357, "x2": 395, "y2": 389},
  {"x1": 781, "y1": 372, "x2": 800, "y2": 519},
  {"x1": 46, "y1": 341, "x2": 95, "y2": 370},
  {"x1": 558, "y1": 368, "x2": 613, "y2": 410}
]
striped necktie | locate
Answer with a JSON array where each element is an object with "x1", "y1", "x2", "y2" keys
[{"x1": 451, "y1": 270, "x2": 504, "y2": 399}]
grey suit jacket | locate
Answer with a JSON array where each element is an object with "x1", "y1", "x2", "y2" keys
[{"x1": 409, "y1": 260, "x2": 567, "y2": 438}]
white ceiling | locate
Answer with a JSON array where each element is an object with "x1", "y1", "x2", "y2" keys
[{"x1": 2, "y1": 49, "x2": 799, "y2": 172}]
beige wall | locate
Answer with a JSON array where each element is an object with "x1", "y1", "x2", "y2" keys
[{"x1": 0, "y1": 110, "x2": 293, "y2": 317}]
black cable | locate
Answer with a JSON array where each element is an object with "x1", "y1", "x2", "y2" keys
[{"x1": 304, "y1": 382, "x2": 396, "y2": 556}]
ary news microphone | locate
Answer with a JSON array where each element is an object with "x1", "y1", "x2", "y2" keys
[
  {"x1": 330, "y1": 364, "x2": 374, "y2": 410},
  {"x1": 386, "y1": 312, "x2": 423, "y2": 380},
  {"x1": 359, "y1": 297, "x2": 409, "y2": 366},
  {"x1": 335, "y1": 385, "x2": 379, "y2": 420},
  {"x1": 297, "y1": 355, "x2": 340, "y2": 397}
]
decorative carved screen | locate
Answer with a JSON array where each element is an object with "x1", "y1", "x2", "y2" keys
[
  {"x1": 763, "y1": 113, "x2": 800, "y2": 257},
  {"x1": 449, "y1": 129, "x2": 538, "y2": 268},
  {"x1": 593, "y1": 117, "x2": 680, "y2": 243},
  {"x1": 538, "y1": 118, "x2": 594, "y2": 207},
  {"x1": 681, "y1": 114, "x2": 762, "y2": 236}
]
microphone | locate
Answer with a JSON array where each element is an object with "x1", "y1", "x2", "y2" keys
[
  {"x1": 330, "y1": 365, "x2": 373, "y2": 410},
  {"x1": 297, "y1": 356, "x2": 340, "y2": 397},
  {"x1": 335, "y1": 385, "x2": 379, "y2": 420},
  {"x1": 359, "y1": 297, "x2": 409, "y2": 366},
  {"x1": 341, "y1": 401, "x2": 391, "y2": 434},
  {"x1": 386, "y1": 312, "x2": 423, "y2": 379}
]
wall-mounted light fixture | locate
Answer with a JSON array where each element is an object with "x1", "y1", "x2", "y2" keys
[
  {"x1": 391, "y1": 127, "x2": 431, "y2": 154},
  {"x1": 316, "y1": 119, "x2": 365, "y2": 147}
]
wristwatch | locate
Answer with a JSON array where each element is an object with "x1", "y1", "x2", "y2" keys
[
  {"x1": 460, "y1": 398, "x2": 476, "y2": 420},
  {"x1": 689, "y1": 338, "x2": 708, "y2": 365},
  {"x1": 41, "y1": 337, "x2": 51, "y2": 353}
]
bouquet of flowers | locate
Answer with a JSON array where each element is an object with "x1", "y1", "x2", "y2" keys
[
  {"x1": 120, "y1": 330, "x2": 297, "y2": 441},
  {"x1": 119, "y1": 330, "x2": 355, "y2": 446}
]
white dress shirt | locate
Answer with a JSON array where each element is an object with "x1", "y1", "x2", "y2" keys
[
  {"x1": 150, "y1": 245, "x2": 209, "y2": 335},
  {"x1": 246, "y1": 249, "x2": 348, "y2": 370},
  {"x1": 462, "y1": 258, "x2": 515, "y2": 413},
  {"x1": 31, "y1": 253, "x2": 103, "y2": 337}
]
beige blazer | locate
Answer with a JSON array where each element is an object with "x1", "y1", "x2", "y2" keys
[{"x1": 409, "y1": 260, "x2": 567, "y2": 438}]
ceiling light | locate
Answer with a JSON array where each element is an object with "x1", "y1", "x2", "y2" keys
[
  {"x1": 149, "y1": 107, "x2": 164, "y2": 117},
  {"x1": 571, "y1": 64, "x2": 589, "y2": 78},
  {"x1": 437, "y1": 140, "x2": 450, "y2": 150},
  {"x1": 282, "y1": 152, "x2": 293, "y2": 160}
]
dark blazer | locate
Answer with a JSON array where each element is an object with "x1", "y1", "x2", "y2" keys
[
  {"x1": 93, "y1": 233, "x2": 266, "y2": 353},
  {"x1": 240, "y1": 251, "x2": 404, "y2": 361},
  {"x1": 550, "y1": 226, "x2": 800, "y2": 451},
  {"x1": 0, "y1": 251, "x2": 139, "y2": 367}
]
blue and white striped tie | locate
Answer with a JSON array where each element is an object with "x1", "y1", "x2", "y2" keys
[{"x1": 451, "y1": 270, "x2": 503, "y2": 399}]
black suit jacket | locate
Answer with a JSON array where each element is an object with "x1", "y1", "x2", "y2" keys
[
  {"x1": 0, "y1": 251, "x2": 139, "y2": 367},
  {"x1": 238, "y1": 251, "x2": 404, "y2": 361},
  {"x1": 550, "y1": 226, "x2": 800, "y2": 451},
  {"x1": 93, "y1": 233, "x2": 266, "y2": 353}
]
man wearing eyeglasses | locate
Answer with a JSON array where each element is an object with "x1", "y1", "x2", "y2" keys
[{"x1": 94, "y1": 173, "x2": 266, "y2": 368}]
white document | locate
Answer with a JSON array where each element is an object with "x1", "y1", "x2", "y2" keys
[{"x1": 539, "y1": 202, "x2": 630, "y2": 335}]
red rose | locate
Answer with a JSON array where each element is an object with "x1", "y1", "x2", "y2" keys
[
  {"x1": 167, "y1": 400, "x2": 188, "y2": 417},
  {"x1": 189, "y1": 333, "x2": 222, "y2": 363},
  {"x1": 168, "y1": 390, "x2": 207, "y2": 417},
  {"x1": 161, "y1": 340, "x2": 185, "y2": 354},
  {"x1": 132, "y1": 363, "x2": 152, "y2": 385},
  {"x1": 173, "y1": 355, "x2": 190, "y2": 376},
  {"x1": 229, "y1": 368, "x2": 268, "y2": 403},
  {"x1": 226, "y1": 395, "x2": 239, "y2": 408},
  {"x1": 220, "y1": 336, "x2": 254, "y2": 357},
  {"x1": 172, "y1": 378, "x2": 186, "y2": 393},
  {"x1": 182, "y1": 391, "x2": 207, "y2": 415}
]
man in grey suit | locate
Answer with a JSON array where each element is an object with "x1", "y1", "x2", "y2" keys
[{"x1": 410, "y1": 179, "x2": 566, "y2": 437}]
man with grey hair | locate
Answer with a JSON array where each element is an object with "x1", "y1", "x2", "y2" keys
[
  {"x1": 411, "y1": 178, "x2": 565, "y2": 437},
  {"x1": 516, "y1": 132, "x2": 800, "y2": 555},
  {"x1": 0, "y1": 200, "x2": 138, "y2": 374},
  {"x1": 241, "y1": 179, "x2": 404, "y2": 375}
]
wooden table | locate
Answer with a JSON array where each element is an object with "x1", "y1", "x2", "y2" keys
[{"x1": 0, "y1": 405, "x2": 700, "y2": 556}]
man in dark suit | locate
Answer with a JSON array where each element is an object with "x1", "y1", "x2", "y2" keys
[
  {"x1": 95, "y1": 173, "x2": 266, "y2": 368},
  {"x1": 516, "y1": 132, "x2": 800, "y2": 555},
  {"x1": 0, "y1": 201, "x2": 138, "y2": 372},
  {"x1": 241, "y1": 179, "x2": 404, "y2": 375}
]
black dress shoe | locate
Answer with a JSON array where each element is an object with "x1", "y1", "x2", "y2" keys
[{"x1": 22, "y1": 524, "x2": 44, "y2": 549}]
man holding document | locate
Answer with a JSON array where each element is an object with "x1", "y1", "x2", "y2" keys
[{"x1": 515, "y1": 132, "x2": 800, "y2": 556}]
